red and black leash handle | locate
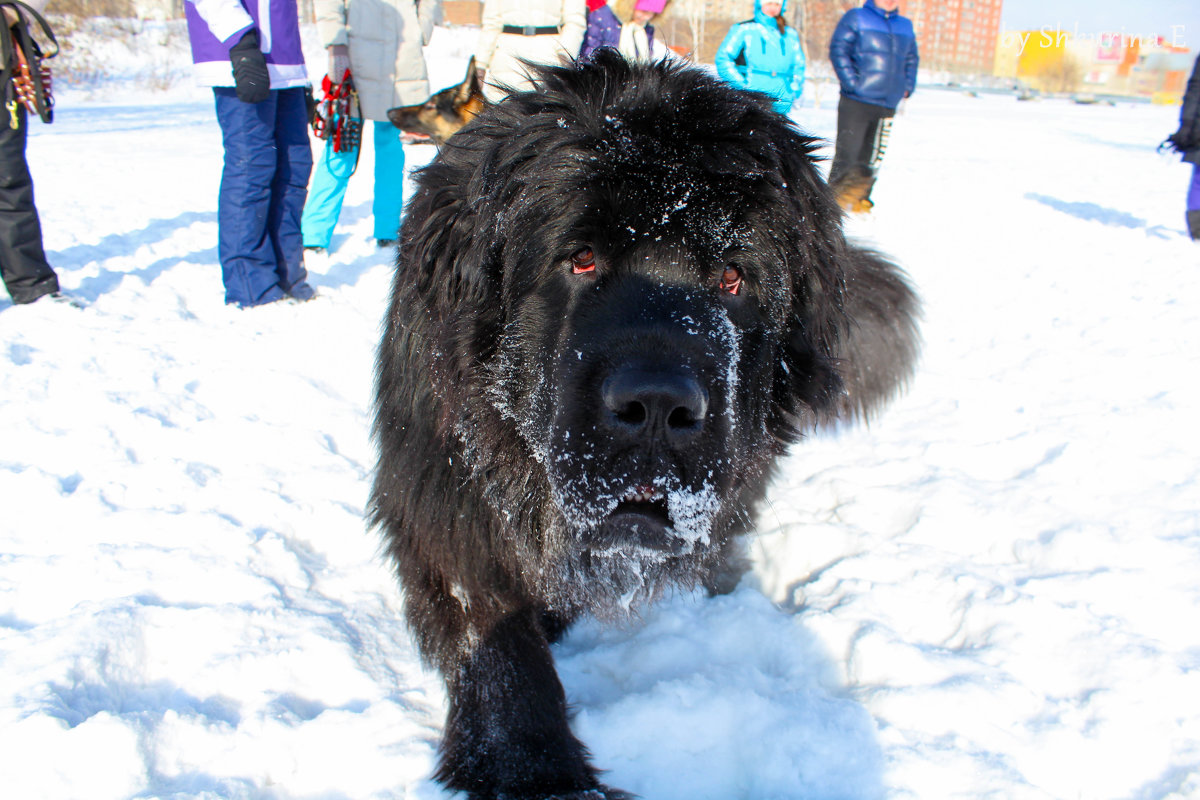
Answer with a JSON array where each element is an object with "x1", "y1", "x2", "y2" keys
[
  {"x1": 2, "y1": 0, "x2": 57, "y2": 128},
  {"x1": 309, "y1": 67, "x2": 363, "y2": 174}
]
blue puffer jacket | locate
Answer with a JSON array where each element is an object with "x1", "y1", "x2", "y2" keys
[
  {"x1": 714, "y1": 0, "x2": 805, "y2": 114},
  {"x1": 829, "y1": 0, "x2": 918, "y2": 110}
]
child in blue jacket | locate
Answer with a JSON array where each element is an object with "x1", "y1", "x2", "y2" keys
[{"x1": 714, "y1": 0, "x2": 805, "y2": 115}]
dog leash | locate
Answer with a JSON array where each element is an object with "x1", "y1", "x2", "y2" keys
[
  {"x1": 868, "y1": 117, "x2": 892, "y2": 169},
  {"x1": 2, "y1": 0, "x2": 57, "y2": 128},
  {"x1": 311, "y1": 68, "x2": 363, "y2": 174}
]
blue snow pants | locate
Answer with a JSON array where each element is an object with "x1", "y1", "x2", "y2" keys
[
  {"x1": 301, "y1": 120, "x2": 407, "y2": 248},
  {"x1": 1189, "y1": 164, "x2": 1200, "y2": 211},
  {"x1": 214, "y1": 86, "x2": 313, "y2": 307}
]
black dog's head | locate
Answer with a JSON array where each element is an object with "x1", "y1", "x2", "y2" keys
[
  {"x1": 387, "y1": 56, "x2": 485, "y2": 145},
  {"x1": 378, "y1": 52, "x2": 918, "y2": 610}
]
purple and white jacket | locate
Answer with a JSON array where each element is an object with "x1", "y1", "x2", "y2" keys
[{"x1": 184, "y1": 0, "x2": 308, "y2": 89}]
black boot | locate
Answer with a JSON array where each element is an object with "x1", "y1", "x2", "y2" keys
[
  {"x1": 830, "y1": 164, "x2": 876, "y2": 214},
  {"x1": 1188, "y1": 209, "x2": 1200, "y2": 241}
]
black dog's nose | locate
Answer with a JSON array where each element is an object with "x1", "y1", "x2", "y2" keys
[{"x1": 601, "y1": 367, "x2": 708, "y2": 440}]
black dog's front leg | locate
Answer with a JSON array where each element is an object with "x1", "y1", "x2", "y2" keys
[{"x1": 435, "y1": 607, "x2": 624, "y2": 800}]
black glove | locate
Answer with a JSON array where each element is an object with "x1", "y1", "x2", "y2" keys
[
  {"x1": 230, "y1": 29, "x2": 270, "y2": 104},
  {"x1": 1171, "y1": 126, "x2": 1197, "y2": 151},
  {"x1": 1162, "y1": 130, "x2": 1188, "y2": 155}
]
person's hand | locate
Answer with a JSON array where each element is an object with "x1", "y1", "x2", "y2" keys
[
  {"x1": 329, "y1": 44, "x2": 350, "y2": 83},
  {"x1": 1169, "y1": 123, "x2": 1197, "y2": 152},
  {"x1": 1162, "y1": 131, "x2": 1187, "y2": 155},
  {"x1": 230, "y1": 29, "x2": 270, "y2": 103}
]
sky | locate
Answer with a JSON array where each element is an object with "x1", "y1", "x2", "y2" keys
[{"x1": 1000, "y1": 0, "x2": 1200, "y2": 51}]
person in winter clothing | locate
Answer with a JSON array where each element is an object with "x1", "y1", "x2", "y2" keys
[
  {"x1": 581, "y1": 0, "x2": 619, "y2": 59},
  {"x1": 827, "y1": 0, "x2": 918, "y2": 212},
  {"x1": 714, "y1": 0, "x2": 805, "y2": 115},
  {"x1": 582, "y1": 0, "x2": 667, "y2": 63},
  {"x1": 617, "y1": 0, "x2": 666, "y2": 62},
  {"x1": 1, "y1": 0, "x2": 60, "y2": 305},
  {"x1": 475, "y1": 0, "x2": 586, "y2": 102},
  {"x1": 302, "y1": 0, "x2": 440, "y2": 251},
  {"x1": 184, "y1": 0, "x2": 314, "y2": 307},
  {"x1": 1164, "y1": 54, "x2": 1200, "y2": 241}
]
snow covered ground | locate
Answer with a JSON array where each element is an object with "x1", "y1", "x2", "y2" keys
[{"x1": 3, "y1": 24, "x2": 1199, "y2": 800}]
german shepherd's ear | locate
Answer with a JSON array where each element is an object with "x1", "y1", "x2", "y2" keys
[{"x1": 456, "y1": 56, "x2": 480, "y2": 105}]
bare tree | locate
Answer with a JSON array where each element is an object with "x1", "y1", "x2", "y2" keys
[
  {"x1": 1035, "y1": 51, "x2": 1083, "y2": 95},
  {"x1": 792, "y1": 0, "x2": 808, "y2": 45},
  {"x1": 46, "y1": 0, "x2": 136, "y2": 14},
  {"x1": 806, "y1": 58, "x2": 835, "y2": 109},
  {"x1": 673, "y1": 0, "x2": 707, "y2": 59}
]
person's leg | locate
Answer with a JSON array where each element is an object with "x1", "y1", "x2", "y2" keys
[
  {"x1": 859, "y1": 107, "x2": 895, "y2": 203},
  {"x1": 372, "y1": 120, "x2": 407, "y2": 244},
  {"x1": 214, "y1": 87, "x2": 287, "y2": 306},
  {"x1": 1187, "y1": 163, "x2": 1200, "y2": 240},
  {"x1": 268, "y1": 87, "x2": 315, "y2": 295},
  {"x1": 829, "y1": 96, "x2": 874, "y2": 187},
  {"x1": 829, "y1": 97, "x2": 882, "y2": 211},
  {"x1": 301, "y1": 138, "x2": 357, "y2": 250},
  {"x1": 866, "y1": 116, "x2": 893, "y2": 171},
  {"x1": 0, "y1": 103, "x2": 59, "y2": 304}
]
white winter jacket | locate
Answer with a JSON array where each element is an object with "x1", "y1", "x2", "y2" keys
[
  {"x1": 475, "y1": 0, "x2": 586, "y2": 101},
  {"x1": 315, "y1": 0, "x2": 441, "y2": 120},
  {"x1": 2, "y1": 0, "x2": 47, "y2": 25}
]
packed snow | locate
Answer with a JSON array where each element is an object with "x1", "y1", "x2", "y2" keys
[{"x1": 2, "y1": 22, "x2": 1199, "y2": 800}]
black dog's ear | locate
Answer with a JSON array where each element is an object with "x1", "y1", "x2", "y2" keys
[
  {"x1": 773, "y1": 241, "x2": 919, "y2": 437},
  {"x1": 400, "y1": 149, "x2": 501, "y2": 317},
  {"x1": 765, "y1": 123, "x2": 920, "y2": 438},
  {"x1": 828, "y1": 245, "x2": 921, "y2": 422},
  {"x1": 388, "y1": 123, "x2": 516, "y2": 399}
]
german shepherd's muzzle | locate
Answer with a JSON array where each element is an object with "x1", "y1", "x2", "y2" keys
[{"x1": 387, "y1": 56, "x2": 485, "y2": 145}]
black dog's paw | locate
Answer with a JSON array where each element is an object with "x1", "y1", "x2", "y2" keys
[
  {"x1": 568, "y1": 789, "x2": 633, "y2": 800},
  {"x1": 495, "y1": 787, "x2": 634, "y2": 800}
]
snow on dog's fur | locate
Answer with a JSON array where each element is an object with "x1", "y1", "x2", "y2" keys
[{"x1": 371, "y1": 50, "x2": 920, "y2": 800}]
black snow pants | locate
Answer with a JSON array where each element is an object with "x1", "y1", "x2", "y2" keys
[{"x1": 0, "y1": 98, "x2": 58, "y2": 304}]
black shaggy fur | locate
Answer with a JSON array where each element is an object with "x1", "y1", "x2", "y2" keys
[{"x1": 371, "y1": 51, "x2": 920, "y2": 800}]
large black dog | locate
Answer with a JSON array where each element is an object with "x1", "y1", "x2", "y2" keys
[{"x1": 372, "y1": 51, "x2": 919, "y2": 800}]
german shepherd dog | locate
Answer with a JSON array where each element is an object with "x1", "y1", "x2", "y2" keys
[{"x1": 387, "y1": 56, "x2": 485, "y2": 145}]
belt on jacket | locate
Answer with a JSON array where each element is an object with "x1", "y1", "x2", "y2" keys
[
  {"x1": 750, "y1": 68, "x2": 790, "y2": 78},
  {"x1": 501, "y1": 25, "x2": 561, "y2": 36}
]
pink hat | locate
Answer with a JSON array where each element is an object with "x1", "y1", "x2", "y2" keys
[{"x1": 635, "y1": 0, "x2": 667, "y2": 12}]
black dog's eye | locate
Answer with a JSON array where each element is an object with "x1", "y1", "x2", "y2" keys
[
  {"x1": 571, "y1": 248, "x2": 596, "y2": 274},
  {"x1": 719, "y1": 265, "x2": 743, "y2": 295}
]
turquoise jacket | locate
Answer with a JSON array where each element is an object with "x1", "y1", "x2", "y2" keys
[{"x1": 714, "y1": 0, "x2": 805, "y2": 114}]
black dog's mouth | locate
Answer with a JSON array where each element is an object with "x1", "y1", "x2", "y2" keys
[
  {"x1": 611, "y1": 484, "x2": 671, "y2": 527},
  {"x1": 584, "y1": 484, "x2": 683, "y2": 553}
]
